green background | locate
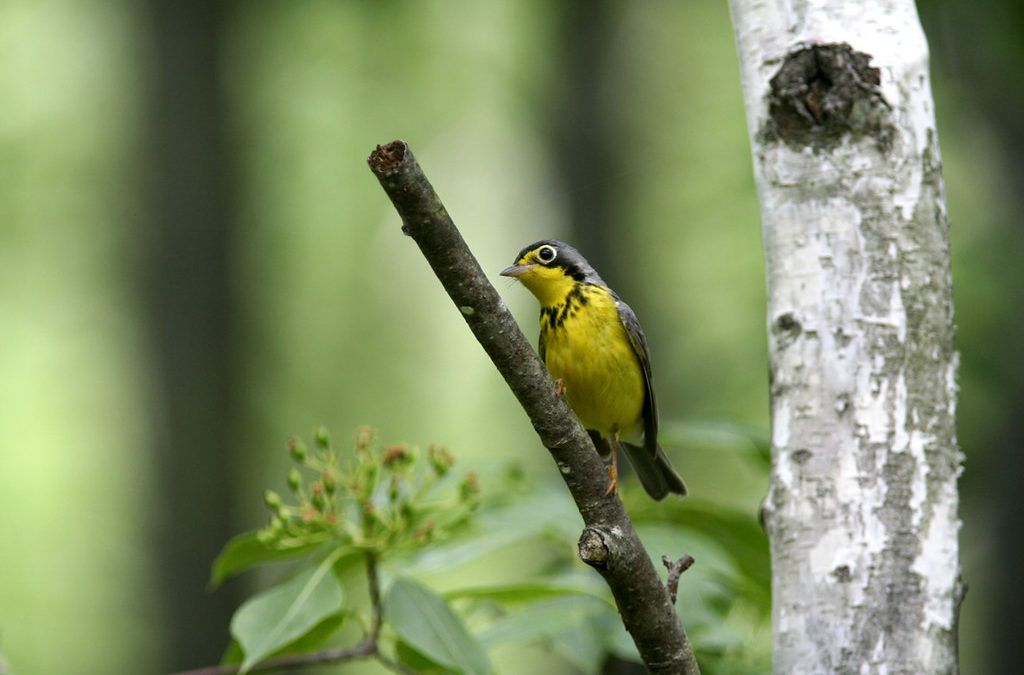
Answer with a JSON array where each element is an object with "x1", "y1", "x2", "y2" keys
[{"x1": 0, "y1": 0, "x2": 1016, "y2": 673}]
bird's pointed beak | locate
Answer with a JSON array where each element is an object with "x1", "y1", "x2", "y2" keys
[{"x1": 500, "y1": 263, "x2": 535, "y2": 278}]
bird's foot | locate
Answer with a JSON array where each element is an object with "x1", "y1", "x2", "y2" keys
[
  {"x1": 604, "y1": 464, "x2": 619, "y2": 496},
  {"x1": 554, "y1": 378, "x2": 567, "y2": 395}
]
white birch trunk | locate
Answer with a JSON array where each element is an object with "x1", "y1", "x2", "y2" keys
[{"x1": 727, "y1": 1, "x2": 963, "y2": 673}]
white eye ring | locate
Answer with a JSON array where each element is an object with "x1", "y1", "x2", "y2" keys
[{"x1": 536, "y1": 245, "x2": 557, "y2": 264}]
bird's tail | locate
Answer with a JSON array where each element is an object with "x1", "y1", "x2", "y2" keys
[{"x1": 621, "y1": 441, "x2": 687, "y2": 501}]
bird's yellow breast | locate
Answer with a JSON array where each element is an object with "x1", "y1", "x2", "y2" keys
[{"x1": 540, "y1": 284, "x2": 645, "y2": 441}]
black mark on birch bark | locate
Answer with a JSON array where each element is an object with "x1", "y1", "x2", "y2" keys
[
  {"x1": 761, "y1": 43, "x2": 893, "y2": 152},
  {"x1": 773, "y1": 312, "x2": 802, "y2": 349}
]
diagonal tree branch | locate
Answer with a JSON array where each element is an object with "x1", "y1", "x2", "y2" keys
[{"x1": 367, "y1": 140, "x2": 699, "y2": 674}]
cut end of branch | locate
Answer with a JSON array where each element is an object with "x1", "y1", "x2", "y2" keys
[
  {"x1": 760, "y1": 43, "x2": 892, "y2": 152},
  {"x1": 578, "y1": 527, "x2": 610, "y2": 569},
  {"x1": 367, "y1": 140, "x2": 409, "y2": 177}
]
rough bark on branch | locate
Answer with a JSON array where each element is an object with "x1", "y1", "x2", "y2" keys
[
  {"x1": 367, "y1": 140, "x2": 699, "y2": 674},
  {"x1": 728, "y1": 1, "x2": 963, "y2": 672}
]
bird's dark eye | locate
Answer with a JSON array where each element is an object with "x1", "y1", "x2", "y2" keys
[{"x1": 536, "y1": 245, "x2": 557, "y2": 264}]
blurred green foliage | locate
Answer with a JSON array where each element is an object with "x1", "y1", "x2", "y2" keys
[
  {"x1": 0, "y1": 0, "x2": 1012, "y2": 673},
  {"x1": 212, "y1": 428, "x2": 768, "y2": 674},
  {"x1": 214, "y1": 428, "x2": 489, "y2": 673}
]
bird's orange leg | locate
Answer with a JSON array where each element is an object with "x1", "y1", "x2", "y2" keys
[
  {"x1": 604, "y1": 434, "x2": 620, "y2": 496},
  {"x1": 554, "y1": 378, "x2": 567, "y2": 395}
]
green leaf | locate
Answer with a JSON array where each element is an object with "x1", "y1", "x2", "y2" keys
[
  {"x1": 676, "y1": 504, "x2": 771, "y2": 605},
  {"x1": 476, "y1": 595, "x2": 609, "y2": 647},
  {"x1": 222, "y1": 608, "x2": 347, "y2": 667},
  {"x1": 661, "y1": 419, "x2": 771, "y2": 468},
  {"x1": 472, "y1": 596, "x2": 626, "y2": 673},
  {"x1": 394, "y1": 641, "x2": 459, "y2": 674},
  {"x1": 209, "y1": 531, "x2": 328, "y2": 588},
  {"x1": 551, "y1": 613, "x2": 619, "y2": 674},
  {"x1": 231, "y1": 555, "x2": 345, "y2": 673},
  {"x1": 445, "y1": 579, "x2": 610, "y2": 607},
  {"x1": 633, "y1": 523, "x2": 762, "y2": 630},
  {"x1": 272, "y1": 612, "x2": 347, "y2": 655},
  {"x1": 402, "y1": 489, "x2": 579, "y2": 575},
  {"x1": 219, "y1": 638, "x2": 244, "y2": 666},
  {"x1": 628, "y1": 501, "x2": 771, "y2": 618},
  {"x1": 384, "y1": 576, "x2": 493, "y2": 675},
  {"x1": 589, "y1": 608, "x2": 641, "y2": 664}
]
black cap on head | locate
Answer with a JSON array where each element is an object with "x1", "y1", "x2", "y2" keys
[{"x1": 512, "y1": 240, "x2": 602, "y2": 285}]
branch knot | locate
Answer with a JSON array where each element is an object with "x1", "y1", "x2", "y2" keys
[{"x1": 578, "y1": 526, "x2": 611, "y2": 569}]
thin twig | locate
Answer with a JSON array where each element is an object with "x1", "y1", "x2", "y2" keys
[
  {"x1": 366, "y1": 551, "x2": 384, "y2": 639},
  {"x1": 367, "y1": 140, "x2": 700, "y2": 674},
  {"x1": 363, "y1": 552, "x2": 419, "y2": 675},
  {"x1": 662, "y1": 554, "x2": 696, "y2": 605}
]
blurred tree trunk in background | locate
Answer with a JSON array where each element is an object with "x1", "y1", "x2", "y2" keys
[
  {"x1": 730, "y1": 0, "x2": 961, "y2": 672},
  {"x1": 548, "y1": 4, "x2": 645, "y2": 674},
  {"x1": 140, "y1": 0, "x2": 240, "y2": 668},
  {"x1": 547, "y1": 0, "x2": 623, "y2": 282},
  {"x1": 916, "y1": 3, "x2": 1024, "y2": 671}
]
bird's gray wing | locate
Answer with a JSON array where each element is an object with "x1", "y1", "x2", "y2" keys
[
  {"x1": 615, "y1": 297, "x2": 659, "y2": 445},
  {"x1": 616, "y1": 297, "x2": 687, "y2": 498}
]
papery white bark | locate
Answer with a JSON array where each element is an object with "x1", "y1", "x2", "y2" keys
[{"x1": 728, "y1": 1, "x2": 963, "y2": 673}]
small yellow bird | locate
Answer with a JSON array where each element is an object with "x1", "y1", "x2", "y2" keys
[{"x1": 501, "y1": 240, "x2": 686, "y2": 500}]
